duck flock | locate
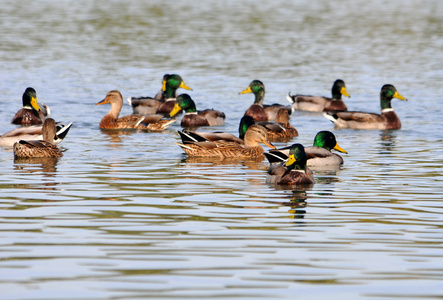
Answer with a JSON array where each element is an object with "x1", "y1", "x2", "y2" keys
[{"x1": 1, "y1": 74, "x2": 407, "y2": 187}]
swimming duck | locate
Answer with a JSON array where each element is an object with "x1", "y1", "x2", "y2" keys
[
  {"x1": 178, "y1": 116, "x2": 255, "y2": 145},
  {"x1": 11, "y1": 87, "x2": 50, "y2": 126},
  {"x1": 287, "y1": 79, "x2": 350, "y2": 112},
  {"x1": 170, "y1": 94, "x2": 225, "y2": 128},
  {"x1": 265, "y1": 131, "x2": 347, "y2": 167},
  {"x1": 176, "y1": 124, "x2": 275, "y2": 159},
  {"x1": 0, "y1": 121, "x2": 72, "y2": 148},
  {"x1": 266, "y1": 143, "x2": 315, "y2": 185},
  {"x1": 257, "y1": 108, "x2": 298, "y2": 141},
  {"x1": 323, "y1": 84, "x2": 407, "y2": 130},
  {"x1": 127, "y1": 74, "x2": 192, "y2": 115},
  {"x1": 239, "y1": 80, "x2": 291, "y2": 122},
  {"x1": 97, "y1": 90, "x2": 176, "y2": 130},
  {"x1": 13, "y1": 118, "x2": 63, "y2": 158}
]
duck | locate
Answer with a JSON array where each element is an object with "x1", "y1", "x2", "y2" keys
[
  {"x1": 0, "y1": 121, "x2": 72, "y2": 148},
  {"x1": 323, "y1": 84, "x2": 407, "y2": 130},
  {"x1": 127, "y1": 74, "x2": 192, "y2": 116},
  {"x1": 257, "y1": 108, "x2": 298, "y2": 141},
  {"x1": 264, "y1": 131, "x2": 347, "y2": 167},
  {"x1": 177, "y1": 115, "x2": 255, "y2": 145},
  {"x1": 13, "y1": 118, "x2": 64, "y2": 158},
  {"x1": 239, "y1": 80, "x2": 291, "y2": 122},
  {"x1": 11, "y1": 87, "x2": 50, "y2": 126},
  {"x1": 266, "y1": 143, "x2": 315, "y2": 185},
  {"x1": 287, "y1": 79, "x2": 350, "y2": 112},
  {"x1": 97, "y1": 90, "x2": 176, "y2": 130},
  {"x1": 176, "y1": 124, "x2": 275, "y2": 159},
  {"x1": 169, "y1": 94, "x2": 225, "y2": 128}
]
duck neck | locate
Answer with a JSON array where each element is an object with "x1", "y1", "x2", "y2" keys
[
  {"x1": 254, "y1": 90, "x2": 265, "y2": 105},
  {"x1": 108, "y1": 101, "x2": 122, "y2": 119},
  {"x1": 331, "y1": 87, "x2": 342, "y2": 100},
  {"x1": 380, "y1": 97, "x2": 393, "y2": 110},
  {"x1": 164, "y1": 85, "x2": 177, "y2": 99}
]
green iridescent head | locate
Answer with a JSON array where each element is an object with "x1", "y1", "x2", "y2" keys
[
  {"x1": 22, "y1": 87, "x2": 41, "y2": 111},
  {"x1": 331, "y1": 79, "x2": 350, "y2": 99},
  {"x1": 239, "y1": 80, "x2": 265, "y2": 104},
  {"x1": 170, "y1": 94, "x2": 196, "y2": 117},
  {"x1": 285, "y1": 143, "x2": 308, "y2": 170},
  {"x1": 380, "y1": 84, "x2": 407, "y2": 109},
  {"x1": 238, "y1": 116, "x2": 255, "y2": 139},
  {"x1": 313, "y1": 131, "x2": 347, "y2": 153}
]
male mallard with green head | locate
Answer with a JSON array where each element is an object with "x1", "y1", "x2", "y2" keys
[
  {"x1": 287, "y1": 79, "x2": 350, "y2": 112},
  {"x1": 170, "y1": 94, "x2": 225, "y2": 128},
  {"x1": 265, "y1": 131, "x2": 347, "y2": 167},
  {"x1": 324, "y1": 84, "x2": 406, "y2": 130},
  {"x1": 11, "y1": 87, "x2": 50, "y2": 126},
  {"x1": 178, "y1": 116, "x2": 255, "y2": 145},
  {"x1": 266, "y1": 143, "x2": 315, "y2": 185},
  {"x1": 240, "y1": 80, "x2": 291, "y2": 122},
  {"x1": 127, "y1": 74, "x2": 192, "y2": 116}
]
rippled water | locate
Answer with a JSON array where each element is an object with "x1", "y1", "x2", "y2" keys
[{"x1": 1, "y1": 0, "x2": 443, "y2": 299}]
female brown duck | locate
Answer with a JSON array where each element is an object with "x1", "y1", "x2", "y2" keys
[
  {"x1": 176, "y1": 124, "x2": 275, "y2": 159},
  {"x1": 97, "y1": 90, "x2": 176, "y2": 130},
  {"x1": 13, "y1": 118, "x2": 63, "y2": 158}
]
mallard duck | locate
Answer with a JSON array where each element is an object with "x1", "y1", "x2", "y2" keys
[
  {"x1": 13, "y1": 118, "x2": 63, "y2": 158},
  {"x1": 0, "y1": 121, "x2": 72, "y2": 148},
  {"x1": 257, "y1": 108, "x2": 298, "y2": 141},
  {"x1": 287, "y1": 79, "x2": 350, "y2": 112},
  {"x1": 178, "y1": 116, "x2": 255, "y2": 145},
  {"x1": 324, "y1": 84, "x2": 407, "y2": 130},
  {"x1": 97, "y1": 90, "x2": 176, "y2": 130},
  {"x1": 170, "y1": 94, "x2": 225, "y2": 128},
  {"x1": 239, "y1": 80, "x2": 291, "y2": 122},
  {"x1": 127, "y1": 74, "x2": 192, "y2": 115},
  {"x1": 265, "y1": 131, "x2": 347, "y2": 167},
  {"x1": 266, "y1": 143, "x2": 315, "y2": 185},
  {"x1": 11, "y1": 87, "x2": 50, "y2": 126},
  {"x1": 176, "y1": 124, "x2": 275, "y2": 159}
]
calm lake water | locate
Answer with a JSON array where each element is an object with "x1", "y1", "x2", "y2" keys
[{"x1": 1, "y1": 0, "x2": 443, "y2": 299}]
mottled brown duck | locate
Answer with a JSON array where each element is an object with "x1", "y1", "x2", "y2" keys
[
  {"x1": 97, "y1": 90, "x2": 176, "y2": 130},
  {"x1": 176, "y1": 124, "x2": 275, "y2": 159},
  {"x1": 13, "y1": 118, "x2": 63, "y2": 158}
]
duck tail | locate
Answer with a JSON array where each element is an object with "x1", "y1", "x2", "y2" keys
[
  {"x1": 54, "y1": 122, "x2": 73, "y2": 144},
  {"x1": 126, "y1": 97, "x2": 132, "y2": 106},
  {"x1": 286, "y1": 92, "x2": 295, "y2": 104},
  {"x1": 323, "y1": 112, "x2": 338, "y2": 124}
]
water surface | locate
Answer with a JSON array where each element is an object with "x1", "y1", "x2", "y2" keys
[{"x1": 1, "y1": 0, "x2": 443, "y2": 299}]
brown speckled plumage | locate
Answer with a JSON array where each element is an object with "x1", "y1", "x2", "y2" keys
[
  {"x1": 97, "y1": 90, "x2": 175, "y2": 130},
  {"x1": 177, "y1": 124, "x2": 275, "y2": 159},
  {"x1": 13, "y1": 118, "x2": 63, "y2": 158}
]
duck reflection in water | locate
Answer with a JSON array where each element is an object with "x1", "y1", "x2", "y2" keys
[
  {"x1": 379, "y1": 130, "x2": 397, "y2": 155},
  {"x1": 14, "y1": 157, "x2": 60, "y2": 188}
]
